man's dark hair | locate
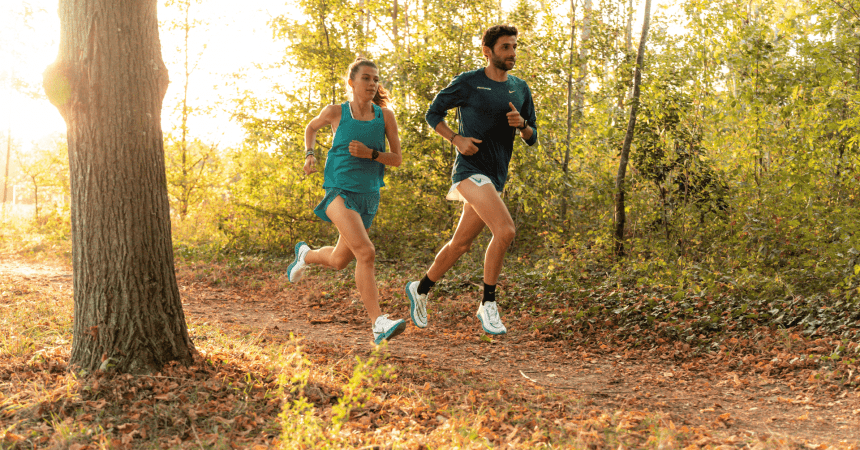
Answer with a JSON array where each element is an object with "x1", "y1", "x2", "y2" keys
[{"x1": 482, "y1": 25, "x2": 518, "y2": 51}]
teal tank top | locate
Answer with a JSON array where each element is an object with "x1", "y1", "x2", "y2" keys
[{"x1": 322, "y1": 102, "x2": 386, "y2": 193}]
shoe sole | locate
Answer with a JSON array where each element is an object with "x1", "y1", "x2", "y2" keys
[
  {"x1": 477, "y1": 311, "x2": 507, "y2": 335},
  {"x1": 405, "y1": 282, "x2": 427, "y2": 328},
  {"x1": 287, "y1": 241, "x2": 306, "y2": 283},
  {"x1": 374, "y1": 320, "x2": 407, "y2": 344}
]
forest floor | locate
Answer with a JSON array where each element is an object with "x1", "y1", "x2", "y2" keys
[{"x1": 2, "y1": 255, "x2": 860, "y2": 448}]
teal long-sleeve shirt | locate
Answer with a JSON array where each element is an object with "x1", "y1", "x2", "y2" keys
[{"x1": 425, "y1": 68, "x2": 538, "y2": 191}]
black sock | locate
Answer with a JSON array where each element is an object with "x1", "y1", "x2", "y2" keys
[
  {"x1": 482, "y1": 283, "x2": 496, "y2": 304},
  {"x1": 417, "y1": 274, "x2": 436, "y2": 295}
]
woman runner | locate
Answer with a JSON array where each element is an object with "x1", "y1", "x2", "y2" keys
[{"x1": 287, "y1": 57, "x2": 407, "y2": 345}]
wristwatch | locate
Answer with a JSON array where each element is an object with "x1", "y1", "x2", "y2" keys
[
  {"x1": 371, "y1": 149, "x2": 379, "y2": 160},
  {"x1": 517, "y1": 119, "x2": 529, "y2": 131}
]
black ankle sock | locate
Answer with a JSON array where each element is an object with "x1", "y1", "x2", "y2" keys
[
  {"x1": 482, "y1": 283, "x2": 496, "y2": 304},
  {"x1": 417, "y1": 275, "x2": 436, "y2": 295}
]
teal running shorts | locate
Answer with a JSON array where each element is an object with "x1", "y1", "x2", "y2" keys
[{"x1": 314, "y1": 188, "x2": 380, "y2": 230}]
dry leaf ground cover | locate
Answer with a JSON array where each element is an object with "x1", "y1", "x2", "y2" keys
[{"x1": 1, "y1": 254, "x2": 860, "y2": 449}]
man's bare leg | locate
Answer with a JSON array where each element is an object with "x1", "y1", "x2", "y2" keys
[
  {"x1": 451, "y1": 179, "x2": 515, "y2": 285},
  {"x1": 418, "y1": 178, "x2": 514, "y2": 334},
  {"x1": 426, "y1": 200, "x2": 485, "y2": 282}
]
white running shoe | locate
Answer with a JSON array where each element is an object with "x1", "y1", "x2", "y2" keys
[
  {"x1": 287, "y1": 241, "x2": 310, "y2": 283},
  {"x1": 405, "y1": 281, "x2": 428, "y2": 328},
  {"x1": 373, "y1": 315, "x2": 406, "y2": 344},
  {"x1": 476, "y1": 301, "x2": 507, "y2": 335}
]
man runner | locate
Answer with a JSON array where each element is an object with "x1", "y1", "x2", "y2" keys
[{"x1": 405, "y1": 24, "x2": 538, "y2": 335}]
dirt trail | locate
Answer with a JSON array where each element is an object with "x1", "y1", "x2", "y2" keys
[
  {"x1": 182, "y1": 274, "x2": 860, "y2": 446},
  {"x1": 4, "y1": 258, "x2": 859, "y2": 446}
]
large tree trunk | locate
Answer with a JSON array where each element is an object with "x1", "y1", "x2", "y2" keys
[
  {"x1": 43, "y1": 0, "x2": 194, "y2": 373},
  {"x1": 614, "y1": 0, "x2": 651, "y2": 257}
]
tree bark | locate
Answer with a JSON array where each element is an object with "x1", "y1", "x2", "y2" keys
[
  {"x1": 43, "y1": 0, "x2": 194, "y2": 373},
  {"x1": 562, "y1": 0, "x2": 578, "y2": 221},
  {"x1": 625, "y1": 0, "x2": 632, "y2": 53},
  {"x1": 575, "y1": 0, "x2": 591, "y2": 115},
  {"x1": 33, "y1": 178, "x2": 39, "y2": 223},
  {"x1": 2, "y1": 126, "x2": 10, "y2": 215},
  {"x1": 614, "y1": 0, "x2": 651, "y2": 257},
  {"x1": 179, "y1": 0, "x2": 191, "y2": 219}
]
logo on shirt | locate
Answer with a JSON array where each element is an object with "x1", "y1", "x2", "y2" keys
[
  {"x1": 477, "y1": 86, "x2": 492, "y2": 90},
  {"x1": 509, "y1": 90, "x2": 515, "y2": 93}
]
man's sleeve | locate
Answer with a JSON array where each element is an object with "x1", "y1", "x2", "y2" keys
[
  {"x1": 425, "y1": 73, "x2": 469, "y2": 130},
  {"x1": 521, "y1": 84, "x2": 538, "y2": 147}
]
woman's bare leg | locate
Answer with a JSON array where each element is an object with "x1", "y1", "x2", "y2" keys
[{"x1": 309, "y1": 196, "x2": 381, "y2": 321}]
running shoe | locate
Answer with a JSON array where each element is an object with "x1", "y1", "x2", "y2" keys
[
  {"x1": 405, "y1": 281, "x2": 428, "y2": 328},
  {"x1": 287, "y1": 241, "x2": 310, "y2": 283},
  {"x1": 373, "y1": 315, "x2": 407, "y2": 344},
  {"x1": 476, "y1": 301, "x2": 507, "y2": 335}
]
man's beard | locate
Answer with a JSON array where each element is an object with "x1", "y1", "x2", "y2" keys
[{"x1": 491, "y1": 53, "x2": 515, "y2": 71}]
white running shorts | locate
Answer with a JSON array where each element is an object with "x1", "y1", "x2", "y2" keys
[{"x1": 445, "y1": 174, "x2": 502, "y2": 202}]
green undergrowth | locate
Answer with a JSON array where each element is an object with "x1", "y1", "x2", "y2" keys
[
  {"x1": 0, "y1": 214, "x2": 71, "y2": 261},
  {"x1": 170, "y1": 225, "x2": 860, "y2": 365}
]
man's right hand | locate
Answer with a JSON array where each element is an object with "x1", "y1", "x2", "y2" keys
[{"x1": 453, "y1": 135, "x2": 482, "y2": 156}]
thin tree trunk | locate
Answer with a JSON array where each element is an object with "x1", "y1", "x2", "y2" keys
[
  {"x1": 2, "y1": 126, "x2": 10, "y2": 220},
  {"x1": 575, "y1": 0, "x2": 591, "y2": 113},
  {"x1": 43, "y1": 0, "x2": 194, "y2": 373},
  {"x1": 358, "y1": 0, "x2": 368, "y2": 55},
  {"x1": 562, "y1": 0, "x2": 577, "y2": 221},
  {"x1": 618, "y1": 0, "x2": 634, "y2": 108},
  {"x1": 33, "y1": 179, "x2": 39, "y2": 223},
  {"x1": 855, "y1": 39, "x2": 860, "y2": 85},
  {"x1": 392, "y1": 0, "x2": 398, "y2": 49},
  {"x1": 614, "y1": 0, "x2": 651, "y2": 257},
  {"x1": 2, "y1": 68, "x2": 12, "y2": 220},
  {"x1": 392, "y1": 0, "x2": 402, "y2": 103},
  {"x1": 179, "y1": 0, "x2": 191, "y2": 219},
  {"x1": 320, "y1": 14, "x2": 335, "y2": 104},
  {"x1": 625, "y1": 0, "x2": 632, "y2": 53}
]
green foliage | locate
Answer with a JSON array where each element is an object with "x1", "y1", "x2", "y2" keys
[
  {"x1": 277, "y1": 338, "x2": 395, "y2": 448},
  {"x1": 330, "y1": 343, "x2": 394, "y2": 432},
  {"x1": 277, "y1": 338, "x2": 328, "y2": 448},
  {"x1": 217, "y1": 145, "x2": 334, "y2": 255},
  {"x1": 10, "y1": 134, "x2": 70, "y2": 230},
  {"x1": 7, "y1": 0, "x2": 852, "y2": 345},
  {"x1": 199, "y1": 2, "x2": 857, "y2": 341},
  {"x1": 164, "y1": 134, "x2": 224, "y2": 219}
]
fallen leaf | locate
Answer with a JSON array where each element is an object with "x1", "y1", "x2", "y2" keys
[
  {"x1": 3, "y1": 432, "x2": 23, "y2": 443},
  {"x1": 212, "y1": 416, "x2": 235, "y2": 425},
  {"x1": 116, "y1": 423, "x2": 137, "y2": 433}
]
